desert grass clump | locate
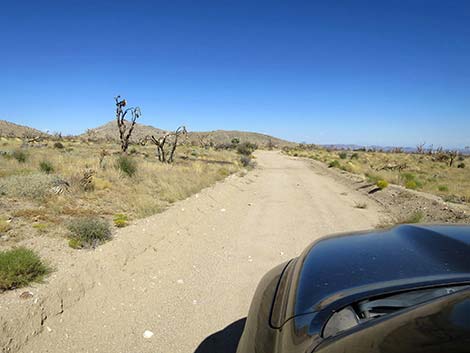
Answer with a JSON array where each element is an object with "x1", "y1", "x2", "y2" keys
[
  {"x1": 39, "y1": 160, "x2": 54, "y2": 174},
  {"x1": 328, "y1": 160, "x2": 340, "y2": 168},
  {"x1": 0, "y1": 217, "x2": 11, "y2": 233},
  {"x1": 113, "y1": 214, "x2": 128, "y2": 228},
  {"x1": 67, "y1": 217, "x2": 111, "y2": 248},
  {"x1": 0, "y1": 173, "x2": 55, "y2": 200},
  {"x1": 438, "y1": 185, "x2": 449, "y2": 192},
  {"x1": 376, "y1": 179, "x2": 389, "y2": 189},
  {"x1": 401, "y1": 211, "x2": 424, "y2": 224},
  {"x1": 53, "y1": 141, "x2": 64, "y2": 149},
  {"x1": 0, "y1": 247, "x2": 49, "y2": 290},
  {"x1": 115, "y1": 155, "x2": 137, "y2": 177},
  {"x1": 338, "y1": 152, "x2": 347, "y2": 159},
  {"x1": 12, "y1": 149, "x2": 28, "y2": 163}
]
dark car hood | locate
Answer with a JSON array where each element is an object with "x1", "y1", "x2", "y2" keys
[{"x1": 293, "y1": 225, "x2": 470, "y2": 323}]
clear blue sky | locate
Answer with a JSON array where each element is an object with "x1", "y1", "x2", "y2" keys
[{"x1": 1, "y1": 0, "x2": 469, "y2": 148}]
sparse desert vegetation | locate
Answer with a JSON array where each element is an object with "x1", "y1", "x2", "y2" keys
[
  {"x1": 284, "y1": 144, "x2": 470, "y2": 205},
  {"x1": 0, "y1": 135, "x2": 242, "y2": 251}
]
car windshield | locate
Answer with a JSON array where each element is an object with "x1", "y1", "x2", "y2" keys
[{"x1": 323, "y1": 284, "x2": 470, "y2": 338}]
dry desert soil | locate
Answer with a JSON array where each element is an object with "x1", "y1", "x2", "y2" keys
[{"x1": 3, "y1": 151, "x2": 394, "y2": 353}]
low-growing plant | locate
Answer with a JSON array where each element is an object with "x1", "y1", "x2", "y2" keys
[
  {"x1": 365, "y1": 173, "x2": 381, "y2": 184},
  {"x1": 0, "y1": 174, "x2": 55, "y2": 200},
  {"x1": 350, "y1": 153, "x2": 359, "y2": 160},
  {"x1": 115, "y1": 155, "x2": 137, "y2": 177},
  {"x1": 457, "y1": 162, "x2": 465, "y2": 168},
  {"x1": 218, "y1": 167, "x2": 230, "y2": 176},
  {"x1": 237, "y1": 142, "x2": 257, "y2": 156},
  {"x1": 405, "y1": 180, "x2": 418, "y2": 190},
  {"x1": 0, "y1": 247, "x2": 49, "y2": 290},
  {"x1": 32, "y1": 223, "x2": 48, "y2": 233},
  {"x1": 0, "y1": 217, "x2": 11, "y2": 233},
  {"x1": 53, "y1": 141, "x2": 64, "y2": 149},
  {"x1": 12, "y1": 149, "x2": 28, "y2": 163},
  {"x1": 338, "y1": 152, "x2": 347, "y2": 159},
  {"x1": 376, "y1": 179, "x2": 389, "y2": 189},
  {"x1": 402, "y1": 211, "x2": 424, "y2": 224},
  {"x1": 438, "y1": 185, "x2": 449, "y2": 192},
  {"x1": 113, "y1": 214, "x2": 128, "y2": 228},
  {"x1": 328, "y1": 160, "x2": 340, "y2": 168},
  {"x1": 240, "y1": 155, "x2": 252, "y2": 167},
  {"x1": 67, "y1": 217, "x2": 112, "y2": 248},
  {"x1": 39, "y1": 160, "x2": 54, "y2": 174}
]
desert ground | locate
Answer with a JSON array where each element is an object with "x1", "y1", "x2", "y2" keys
[{"x1": 2, "y1": 151, "x2": 387, "y2": 353}]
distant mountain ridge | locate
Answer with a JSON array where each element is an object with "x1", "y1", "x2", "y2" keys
[{"x1": 82, "y1": 120, "x2": 294, "y2": 147}]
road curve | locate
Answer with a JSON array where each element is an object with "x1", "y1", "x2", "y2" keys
[{"x1": 17, "y1": 151, "x2": 381, "y2": 353}]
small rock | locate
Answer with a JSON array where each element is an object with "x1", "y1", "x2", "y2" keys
[
  {"x1": 46, "y1": 326, "x2": 52, "y2": 333},
  {"x1": 176, "y1": 279, "x2": 184, "y2": 284},
  {"x1": 220, "y1": 208, "x2": 226, "y2": 212},
  {"x1": 248, "y1": 203, "x2": 252, "y2": 206},
  {"x1": 143, "y1": 330, "x2": 154, "y2": 339}
]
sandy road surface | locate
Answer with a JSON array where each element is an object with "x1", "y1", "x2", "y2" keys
[{"x1": 15, "y1": 151, "x2": 382, "y2": 353}]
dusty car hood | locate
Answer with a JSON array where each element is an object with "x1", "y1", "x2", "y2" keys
[{"x1": 293, "y1": 225, "x2": 470, "y2": 323}]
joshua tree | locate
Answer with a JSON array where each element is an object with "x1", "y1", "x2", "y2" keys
[
  {"x1": 115, "y1": 95, "x2": 141, "y2": 153},
  {"x1": 146, "y1": 126, "x2": 188, "y2": 163}
]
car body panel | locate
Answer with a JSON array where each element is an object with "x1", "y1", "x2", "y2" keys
[{"x1": 237, "y1": 224, "x2": 470, "y2": 353}]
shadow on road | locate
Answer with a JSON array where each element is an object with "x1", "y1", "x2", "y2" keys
[{"x1": 194, "y1": 318, "x2": 246, "y2": 353}]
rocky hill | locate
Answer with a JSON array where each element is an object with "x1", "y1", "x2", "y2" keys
[{"x1": 82, "y1": 120, "x2": 293, "y2": 147}]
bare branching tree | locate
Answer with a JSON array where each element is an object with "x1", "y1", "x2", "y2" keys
[
  {"x1": 416, "y1": 142, "x2": 426, "y2": 154},
  {"x1": 448, "y1": 150, "x2": 458, "y2": 167},
  {"x1": 115, "y1": 95, "x2": 141, "y2": 153},
  {"x1": 145, "y1": 126, "x2": 188, "y2": 163}
]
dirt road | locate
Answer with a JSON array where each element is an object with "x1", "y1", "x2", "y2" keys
[{"x1": 14, "y1": 151, "x2": 382, "y2": 353}]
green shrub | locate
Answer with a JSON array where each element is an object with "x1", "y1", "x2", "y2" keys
[
  {"x1": 115, "y1": 155, "x2": 137, "y2": 177},
  {"x1": 350, "y1": 153, "x2": 359, "y2": 160},
  {"x1": 328, "y1": 160, "x2": 340, "y2": 168},
  {"x1": 53, "y1": 142, "x2": 64, "y2": 149},
  {"x1": 438, "y1": 185, "x2": 449, "y2": 192},
  {"x1": 0, "y1": 247, "x2": 49, "y2": 290},
  {"x1": 376, "y1": 180, "x2": 389, "y2": 189},
  {"x1": 457, "y1": 162, "x2": 465, "y2": 169},
  {"x1": 39, "y1": 160, "x2": 54, "y2": 174},
  {"x1": 237, "y1": 142, "x2": 257, "y2": 156},
  {"x1": 338, "y1": 152, "x2": 347, "y2": 159},
  {"x1": 405, "y1": 180, "x2": 417, "y2": 190},
  {"x1": 67, "y1": 217, "x2": 112, "y2": 248},
  {"x1": 12, "y1": 149, "x2": 28, "y2": 163},
  {"x1": 113, "y1": 214, "x2": 128, "y2": 228}
]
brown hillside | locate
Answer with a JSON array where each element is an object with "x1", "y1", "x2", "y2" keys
[
  {"x1": 82, "y1": 120, "x2": 293, "y2": 147},
  {"x1": 0, "y1": 120, "x2": 48, "y2": 138}
]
